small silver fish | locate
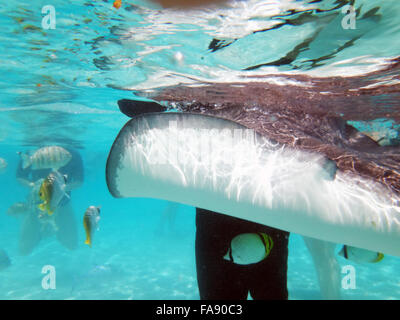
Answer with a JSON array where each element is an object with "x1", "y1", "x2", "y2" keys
[
  {"x1": 0, "y1": 249, "x2": 11, "y2": 271},
  {"x1": 338, "y1": 245, "x2": 384, "y2": 263},
  {"x1": 19, "y1": 146, "x2": 72, "y2": 170},
  {"x1": 83, "y1": 206, "x2": 101, "y2": 247}
]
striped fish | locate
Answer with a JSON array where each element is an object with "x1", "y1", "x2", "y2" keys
[
  {"x1": 338, "y1": 245, "x2": 384, "y2": 264},
  {"x1": 224, "y1": 232, "x2": 274, "y2": 265},
  {"x1": 20, "y1": 146, "x2": 72, "y2": 170},
  {"x1": 83, "y1": 206, "x2": 101, "y2": 247},
  {"x1": 38, "y1": 171, "x2": 69, "y2": 216}
]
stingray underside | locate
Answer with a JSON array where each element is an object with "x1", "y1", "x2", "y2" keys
[{"x1": 106, "y1": 108, "x2": 400, "y2": 256}]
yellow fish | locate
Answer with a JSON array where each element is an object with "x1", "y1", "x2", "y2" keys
[
  {"x1": 83, "y1": 206, "x2": 101, "y2": 247},
  {"x1": 38, "y1": 179, "x2": 53, "y2": 215},
  {"x1": 38, "y1": 171, "x2": 68, "y2": 216}
]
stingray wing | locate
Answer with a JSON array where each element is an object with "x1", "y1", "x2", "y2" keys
[{"x1": 106, "y1": 109, "x2": 400, "y2": 257}]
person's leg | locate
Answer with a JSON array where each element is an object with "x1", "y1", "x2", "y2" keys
[
  {"x1": 19, "y1": 212, "x2": 41, "y2": 256},
  {"x1": 55, "y1": 199, "x2": 78, "y2": 251},
  {"x1": 195, "y1": 208, "x2": 248, "y2": 300},
  {"x1": 248, "y1": 230, "x2": 289, "y2": 300},
  {"x1": 303, "y1": 236, "x2": 341, "y2": 299}
]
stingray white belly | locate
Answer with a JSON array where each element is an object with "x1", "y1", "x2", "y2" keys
[{"x1": 106, "y1": 112, "x2": 400, "y2": 256}]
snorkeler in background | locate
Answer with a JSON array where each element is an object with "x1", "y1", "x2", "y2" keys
[
  {"x1": 13, "y1": 146, "x2": 84, "y2": 256},
  {"x1": 195, "y1": 208, "x2": 289, "y2": 300}
]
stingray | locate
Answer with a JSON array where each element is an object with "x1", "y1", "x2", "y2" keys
[{"x1": 106, "y1": 64, "x2": 400, "y2": 298}]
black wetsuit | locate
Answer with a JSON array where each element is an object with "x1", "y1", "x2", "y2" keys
[{"x1": 195, "y1": 208, "x2": 289, "y2": 300}]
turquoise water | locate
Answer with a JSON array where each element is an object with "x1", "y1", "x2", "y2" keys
[{"x1": 1, "y1": 0, "x2": 400, "y2": 300}]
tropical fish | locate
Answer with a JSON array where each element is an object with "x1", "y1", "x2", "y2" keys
[
  {"x1": 106, "y1": 81, "x2": 400, "y2": 258},
  {"x1": 338, "y1": 245, "x2": 384, "y2": 264},
  {"x1": 6, "y1": 202, "x2": 29, "y2": 218},
  {"x1": 0, "y1": 249, "x2": 11, "y2": 271},
  {"x1": 83, "y1": 206, "x2": 101, "y2": 247},
  {"x1": 0, "y1": 157, "x2": 7, "y2": 173},
  {"x1": 19, "y1": 146, "x2": 72, "y2": 170},
  {"x1": 223, "y1": 233, "x2": 273, "y2": 265},
  {"x1": 38, "y1": 171, "x2": 69, "y2": 216}
]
